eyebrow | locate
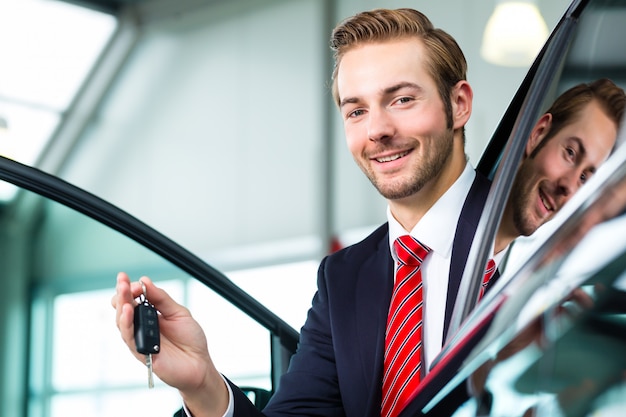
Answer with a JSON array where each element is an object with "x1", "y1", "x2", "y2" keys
[{"x1": 339, "y1": 81, "x2": 423, "y2": 109}]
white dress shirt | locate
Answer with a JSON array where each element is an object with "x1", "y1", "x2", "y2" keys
[{"x1": 387, "y1": 162, "x2": 475, "y2": 370}]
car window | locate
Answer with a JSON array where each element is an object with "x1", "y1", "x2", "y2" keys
[
  {"x1": 439, "y1": 140, "x2": 626, "y2": 416},
  {"x1": 425, "y1": 0, "x2": 626, "y2": 413},
  {"x1": 447, "y1": 1, "x2": 578, "y2": 337},
  {"x1": 449, "y1": 0, "x2": 626, "y2": 337}
]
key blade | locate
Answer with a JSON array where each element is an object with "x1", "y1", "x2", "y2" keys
[{"x1": 146, "y1": 354, "x2": 154, "y2": 389}]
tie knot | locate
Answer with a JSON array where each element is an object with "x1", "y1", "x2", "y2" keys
[{"x1": 394, "y1": 235, "x2": 431, "y2": 266}]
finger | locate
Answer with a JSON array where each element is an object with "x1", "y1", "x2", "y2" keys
[
  {"x1": 113, "y1": 273, "x2": 139, "y2": 356},
  {"x1": 112, "y1": 272, "x2": 129, "y2": 308},
  {"x1": 119, "y1": 301, "x2": 143, "y2": 359},
  {"x1": 114, "y1": 272, "x2": 134, "y2": 328}
]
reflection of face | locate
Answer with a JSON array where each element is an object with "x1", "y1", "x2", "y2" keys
[
  {"x1": 336, "y1": 38, "x2": 455, "y2": 201},
  {"x1": 510, "y1": 100, "x2": 617, "y2": 236}
]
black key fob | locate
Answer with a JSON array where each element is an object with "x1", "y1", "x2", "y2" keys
[{"x1": 134, "y1": 300, "x2": 160, "y2": 355}]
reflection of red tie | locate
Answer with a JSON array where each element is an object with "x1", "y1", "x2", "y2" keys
[
  {"x1": 478, "y1": 259, "x2": 496, "y2": 300},
  {"x1": 382, "y1": 235, "x2": 431, "y2": 417}
]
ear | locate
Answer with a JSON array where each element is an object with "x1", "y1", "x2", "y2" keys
[
  {"x1": 452, "y1": 80, "x2": 473, "y2": 130},
  {"x1": 525, "y1": 113, "x2": 553, "y2": 157}
]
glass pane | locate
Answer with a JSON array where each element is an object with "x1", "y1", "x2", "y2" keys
[
  {"x1": 227, "y1": 261, "x2": 319, "y2": 331},
  {"x1": 188, "y1": 279, "x2": 272, "y2": 390}
]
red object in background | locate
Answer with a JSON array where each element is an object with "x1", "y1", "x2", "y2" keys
[{"x1": 329, "y1": 236, "x2": 343, "y2": 254}]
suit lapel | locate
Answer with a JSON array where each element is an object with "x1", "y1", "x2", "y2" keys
[
  {"x1": 355, "y1": 228, "x2": 394, "y2": 415},
  {"x1": 443, "y1": 172, "x2": 492, "y2": 340}
]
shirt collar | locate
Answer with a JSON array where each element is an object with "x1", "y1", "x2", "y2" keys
[{"x1": 388, "y1": 162, "x2": 476, "y2": 261}]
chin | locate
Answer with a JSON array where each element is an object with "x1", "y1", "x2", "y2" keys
[{"x1": 516, "y1": 219, "x2": 540, "y2": 238}]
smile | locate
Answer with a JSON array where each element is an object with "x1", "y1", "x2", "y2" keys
[
  {"x1": 375, "y1": 150, "x2": 410, "y2": 163},
  {"x1": 539, "y1": 189, "x2": 554, "y2": 211}
]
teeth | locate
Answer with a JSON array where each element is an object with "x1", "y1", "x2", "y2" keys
[
  {"x1": 540, "y1": 194, "x2": 553, "y2": 211},
  {"x1": 376, "y1": 151, "x2": 409, "y2": 163}
]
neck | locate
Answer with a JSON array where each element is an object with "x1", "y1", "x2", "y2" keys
[
  {"x1": 389, "y1": 189, "x2": 440, "y2": 232},
  {"x1": 390, "y1": 143, "x2": 467, "y2": 232},
  {"x1": 494, "y1": 232, "x2": 514, "y2": 255},
  {"x1": 495, "y1": 203, "x2": 517, "y2": 254}
]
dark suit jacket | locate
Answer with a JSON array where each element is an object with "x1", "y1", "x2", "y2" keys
[{"x1": 226, "y1": 171, "x2": 492, "y2": 417}]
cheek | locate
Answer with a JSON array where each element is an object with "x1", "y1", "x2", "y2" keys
[
  {"x1": 533, "y1": 150, "x2": 562, "y2": 178},
  {"x1": 344, "y1": 125, "x2": 364, "y2": 154},
  {"x1": 399, "y1": 108, "x2": 446, "y2": 135},
  {"x1": 546, "y1": 158, "x2": 570, "y2": 180}
]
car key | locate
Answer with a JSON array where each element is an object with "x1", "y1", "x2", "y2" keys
[{"x1": 134, "y1": 280, "x2": 160, "y2": 388}]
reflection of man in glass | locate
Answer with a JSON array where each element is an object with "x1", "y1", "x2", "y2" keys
[{"x1": 494, "y1": 78, "x2": 626, "y2": 256}]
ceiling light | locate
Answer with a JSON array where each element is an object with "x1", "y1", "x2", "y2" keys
[{"x1": 481, "y1": 0, "x2": 549, "y2": 67}]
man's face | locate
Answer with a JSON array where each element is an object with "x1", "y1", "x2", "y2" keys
[
  {"x1": 510, "y1": 100, "x2": 617, "y2": 236},
  {"x1": 336, "y1": 38, "x2": 457, "y2": 201}
]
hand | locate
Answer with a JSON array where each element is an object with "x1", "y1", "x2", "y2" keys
[{"x1": 112, "y1": 272, "x2": 229, "y2": 417}]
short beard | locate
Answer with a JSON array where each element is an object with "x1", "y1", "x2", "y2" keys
[
  {"x1": 361, "y1": 131, "x2": 454, "y2": 200},
  {"x1": 509, "y1": 162, "x2": 538, "y2": 237}
]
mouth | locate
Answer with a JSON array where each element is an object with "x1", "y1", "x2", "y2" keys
[
  {"x1": 374, "y1": 150, "x2": 410, "y2": 163},
  {"x1": 539, "y1": 188, "x2": 555, "y2": 213}
]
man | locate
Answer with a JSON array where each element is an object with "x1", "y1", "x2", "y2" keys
[
  {"x1": 112, "y1": 9, "x2": 621, "y2": 417},
  {"x1": 494, "y1": 79, "x2": 625, "y2": 257},
  {"x1": 115, "y1": 8, "x2": 488, "y2": 417}
]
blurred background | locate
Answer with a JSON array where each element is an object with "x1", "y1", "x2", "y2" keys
[{"x1": 0, "y1": 0, "x2": 571, "y2": 416}]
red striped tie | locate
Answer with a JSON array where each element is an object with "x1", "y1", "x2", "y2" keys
[
  {"x1": 382, "y1": 235, "x2": 431, "y2": 417},
  {"x1": 478, "y1": 258, "x2": 497, "y2": 300}
]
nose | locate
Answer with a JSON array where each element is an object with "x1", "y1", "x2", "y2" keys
[
  {"x1": 555, "y1": 170, "x2": 582, "y2": 199},
  {"x1": 367, "y1": 107, "x2": 394, "y2": 142}
]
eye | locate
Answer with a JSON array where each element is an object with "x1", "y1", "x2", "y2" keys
[
  {"x1": 395, "y1": 96, "x2": 413, "y2": 105},
  {"x1": 565, "y1": 147, "x2": 576, "y2": 161},
  {"x1": 347, "y1": 109, "x2": 365, "y2": 119},
  {"x1": 580, "y1": 171, "x2": 588, "y2": 184}
]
